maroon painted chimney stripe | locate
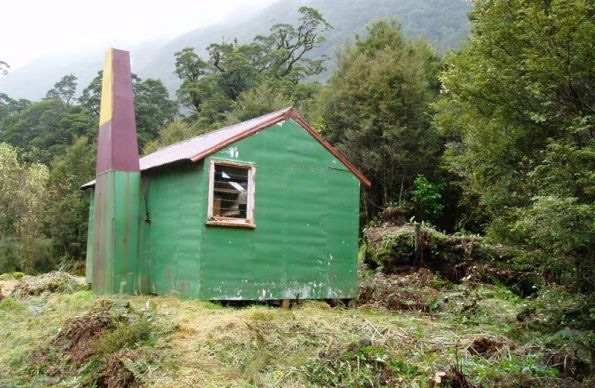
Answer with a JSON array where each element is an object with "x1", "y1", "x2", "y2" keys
[{"x1": 96, "y1": 49, "x2": 140, "y2": 173}]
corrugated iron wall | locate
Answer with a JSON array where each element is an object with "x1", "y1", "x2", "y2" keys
[
  {"x1": 85, "y1": 191, "x2": 95, "y2": 284},
  {"x1": 142, "y1": 119, "x2": 360, "y2": 300},
  {"x1": 92, "y1": 171, "x2": 141, "y2": 294}
]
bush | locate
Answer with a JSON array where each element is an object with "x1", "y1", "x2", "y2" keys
[
  {"x1": 0, "y1": 237, "x2": 58, "y2": 274},
  {"x1": 0, "y1": 237, "x2": 23, "y2": 273},
  {"x1": 410, "y1": 175, "x2": 444, "y2": 224},
  {"x1": 508, "y1": 196, "x2": 595, "y2": 292}
]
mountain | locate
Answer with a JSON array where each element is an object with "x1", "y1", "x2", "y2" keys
[
  {"x1": 0, "y1": 0, "x2": 470, "y2": 100},
  {"x1": 0, "y1": 38, "x2": 169, "y2": 101}
]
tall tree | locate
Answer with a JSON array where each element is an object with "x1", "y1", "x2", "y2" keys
[
  {"x1": 79, "y1": 71, "x2": 103, "y2": 116},
  {"x1": 314, "y1": 20, "x2": 442, "y2": 220},
  {"x1": 134, "y1": 78, "x2": 178, "y2": 146},
  {"x1": 174, "y1": 48, "x2": 211, "y2": 114},
  {"x1": 45, "y1": 74, "x2": 78, "y2": 105},
  {"x1": 174, "y1": 7, "x2": 331, "y2": 122},
  {"x1": 253, "y1": 6, "x2": 332, "y2": 81}
]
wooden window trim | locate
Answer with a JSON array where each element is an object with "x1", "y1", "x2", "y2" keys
[{"x1": 206, "y1": 159, "x2": 256, "y2": 228}]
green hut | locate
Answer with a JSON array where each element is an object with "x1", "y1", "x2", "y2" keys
[{"x1": 82, "y1": 49, "x2": 370, "y2": 300}]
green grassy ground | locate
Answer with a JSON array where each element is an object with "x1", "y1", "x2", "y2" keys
[{"x1": 0, "y1": 273, "x2": 591, "y2": 388}]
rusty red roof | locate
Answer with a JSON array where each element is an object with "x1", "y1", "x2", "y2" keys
[{"x1": 82, "y1": 107, "x2": 371, "y2": 189}]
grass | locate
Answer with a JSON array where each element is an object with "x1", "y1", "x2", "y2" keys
[{"x1": 0, "y1": 277, "x2": 592, "y2": 387}]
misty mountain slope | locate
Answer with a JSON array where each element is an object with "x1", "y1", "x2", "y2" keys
[
  {"x1": 0, "y1": 39, "x2": 168, "y2": 101},
  {"x1": 140, "y1": 0, "x2": 471, "y2": 93},
  {"x1": 0, "y1": 0, "x2": 470, "y2": 100}
]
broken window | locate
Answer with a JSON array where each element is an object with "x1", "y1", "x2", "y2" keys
[{"x1": 207, "y1": 161, "x2": 255, "y2": 227}]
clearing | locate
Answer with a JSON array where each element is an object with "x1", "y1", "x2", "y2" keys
[{"x1": 0, "y1": 266, "x2": 591, "y2": 388}]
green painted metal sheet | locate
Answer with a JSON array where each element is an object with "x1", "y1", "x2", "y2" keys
[
  {"x1": 142, "y1": 119, "x2": 360, "y2": 300},
  {"x1": 92, "y1": 170, "x2": 141, "y2": 294},
  {"x1": 144, "y1": 162, "x2": 204, "y2": 296},
  {"x1": 85, "y1": 190, "x2": 95, "y2": 284}
]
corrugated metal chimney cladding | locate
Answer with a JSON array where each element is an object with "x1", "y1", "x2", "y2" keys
[
  {"x1": 96, "y1": 49, "x2": 140, "y2": 173},
  {"x1": 90, "y1": 49, "x2": 143, "y2": 295}
]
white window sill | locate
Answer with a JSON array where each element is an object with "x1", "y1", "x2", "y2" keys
[{"x1": 206, "y1": 218, "x2": 256, "y2": 229}]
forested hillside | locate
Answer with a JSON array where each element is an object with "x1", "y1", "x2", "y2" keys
[
  {"x1": 0, "y1": 0, "x2": 593, "y2": 386},
  {"x1": 0, "y1": 0, "x2": 470, "y2": 99}
]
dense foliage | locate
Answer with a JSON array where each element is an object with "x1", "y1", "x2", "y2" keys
[
  {"x1": 434, "y1": 0, "x2": 594, "y2": 291},
  {"x1": 312, "y1": 20, "x2": 442, "y2": 221},
  {"x1": 0, "y1": 72, "x2": 176, "y2": 271}
]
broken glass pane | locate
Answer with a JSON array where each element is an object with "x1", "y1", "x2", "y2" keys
[{"x1": 212, "y1": 164, "x2": 249, "y2": 218}]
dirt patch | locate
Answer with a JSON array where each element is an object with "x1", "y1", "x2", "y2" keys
[
  {"x1": 29, "y1": 299, "x2": 166, "y2": 387},
  {"x1": 10, "y1": 271, "x2": 85, "y2": 298},
  {"x1": 441, "y1": 363, "x2": 480, "y2": 388},
  {"x1": 544, "y1": 347, "x2": 591, "y2": 379},
  {"x1": 47, "y1": 299, "x2": 121, "y2": 370},
  {"x1": 358, "y1": 269, "x2": 444, "y2": 311},
  {"x1": 97, "y1": 349, "x2": 144, "y2": 388},
  {"x1": 467, "y1": 336, "x2": 512, "y2": 356}
]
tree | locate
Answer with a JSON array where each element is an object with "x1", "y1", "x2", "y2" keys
[
  {"x1": 45, "y1": 74, "x2": 78, "y2": 105},
  {"x1": 134, "y1": 78, "x2": 178, "y2": 145},
  {"x1": 143, "y1": 121, "x2": 197, "y2": 154},
  {"x1": 0, "y1": 93, "x2": 31, "y2": 124},
  {"x1": 433, "y1": 0, "x2": 594, "y2": 289},
  {"x1": 207, "y1": 40, "x2": 260, "y2": 101},
  {"x1": 174, "y1": 48, "x2": 211, "y2": 114},
  {"x1": 410, "y1": 175, "x2": 444, "y2": 224},
  {"x1": 253, "y1": 6, "x2": 332, "y2": 81},
  {"x1": 44, "y1": 137, "x2": 95, "y2": 260},
  {"x1": 79, "y1": 71, "x2": 102, "y2": 115},
  {"x1": 173, "y1": 7, "x2": 331, "y2": 123},
  {"x1": 0, "y1": 61, "x2": 8, "y2": 76},
  {"x1": 0, "y1": 143, "x2": 51, "y2": 272},
  {"x1": 0, "y1": 98, "x2": 95, "y2": 164},
  {"x1": 314, "y1": 20, "x2": 442, "y2": 221},
  {"x1": 79, "y1": 71, "x2": 177, "y2": 147}
]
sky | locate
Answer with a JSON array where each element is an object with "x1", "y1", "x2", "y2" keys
[{"x1": 0, "y1": 0, "x2": 276, "y2": 70}]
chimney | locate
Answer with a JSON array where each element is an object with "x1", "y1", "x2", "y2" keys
[{"x1": 91, "y1": 49, "x2": 142, "y2": 294}]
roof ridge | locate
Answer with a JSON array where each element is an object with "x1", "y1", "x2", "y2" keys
[{"x1": 141, "y1": 107, "x2": 293, "y2": 159}]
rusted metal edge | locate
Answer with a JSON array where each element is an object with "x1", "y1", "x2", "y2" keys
[{"x1": 286, "y1": 110, "x2": 372, "y2": 188}]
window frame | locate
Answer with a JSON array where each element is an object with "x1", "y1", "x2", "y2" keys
[{"x1": 206, "y1": 159, "x2": 256, "y2": 228}]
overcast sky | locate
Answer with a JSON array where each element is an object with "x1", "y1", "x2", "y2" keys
[{"x1": 1, "y1": 0, "x2": 276, "y2": 70}]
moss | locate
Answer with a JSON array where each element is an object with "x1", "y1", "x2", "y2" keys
[
  {"x1": 0, "y1": 271, "x2": 24, "y2": 281},
  {"x1": 363, "y1": 224, "x2": 519, "y2": 284}
]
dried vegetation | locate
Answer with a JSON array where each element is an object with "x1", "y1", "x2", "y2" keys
[
  {"x1": 10, "y1": 270, "x2": 85, "y2": 298},
  {"x1": 0, "y1": 227, "x2": 593, "y2": 388}
]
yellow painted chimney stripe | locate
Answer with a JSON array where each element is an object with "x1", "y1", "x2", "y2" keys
[{"x1": 99, "y1": 49, "x2": 113, "y2": 126}]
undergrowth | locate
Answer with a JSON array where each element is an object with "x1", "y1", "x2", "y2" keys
[
  {"x1": 0, "y1": 271, "x2": 592, "y2": 387},
  {"x1": 0, "y1": 293, "x2": 177, "y2": 388}
]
